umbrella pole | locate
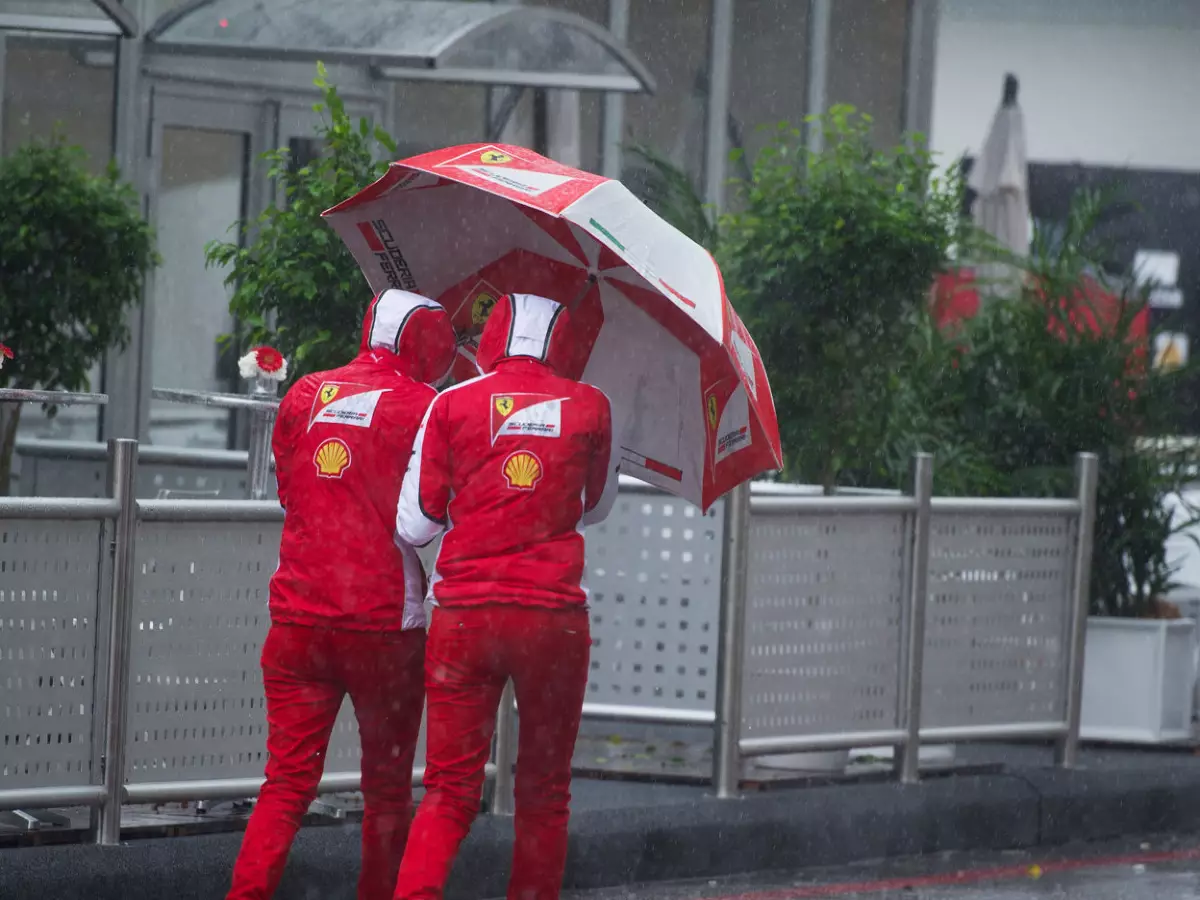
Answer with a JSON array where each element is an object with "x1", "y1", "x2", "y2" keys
[{"x1": 568, "y1": 274, "x2": 598, "y2": 312}]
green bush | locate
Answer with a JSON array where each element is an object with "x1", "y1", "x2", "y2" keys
[
  {"x1": 718, "y1": 107, "x2": 968, "y2": 491},
  {"x1": 891, "y1": 190, "x2": 1200, "y2": 616},
  {"x1": 0, "y1": 134, "x2": 157, "y2": 494},
  {"x1": 206, "y1": 63, "x2": 397, "y2": 379}
]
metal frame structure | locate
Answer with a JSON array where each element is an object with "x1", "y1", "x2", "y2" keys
[
  {"x1": 1, "y1": 439, "x2": 1099, "y2": 841},
  {"x1": 0, "y1": 0, "x2": 939, "y2": 447},
  {"x1": 147, "y1": 1, "x2": 656, "y2": 94}
]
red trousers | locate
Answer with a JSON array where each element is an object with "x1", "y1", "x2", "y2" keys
[
  {"x1": 393, "y1": 605, "x2": 590, "y2": 900},
  {"x1": 227, "y1": 623, "x2": 426, "y2": 900}
]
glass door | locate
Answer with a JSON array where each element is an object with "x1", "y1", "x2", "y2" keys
[{"x1": 145, "y1": 88, "x2": 269, "y2": 449}]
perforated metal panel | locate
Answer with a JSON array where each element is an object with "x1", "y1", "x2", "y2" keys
[
  {"x1": 741, "y1": 513, "x2": 908, "y2": 740},
  {"x1": 13, "y1": 443, "x2": 277, "y2": 500},
  {"x1": 16, "y1": 455, "x2": 107, "y2": 498},
  {"x1": 921, "y1": 513, "x2": 1074, "y2": 729},
  {"x1": 0, "y1": 519, "x2": 103, "y2": 789},
  {"x1": 141, "y1": 466, "x2": 262, "y2": 500},
  {"x1": 126, "y1": 520, "x2": 361, "y2": 783},
  {"x1": 584, "y1": 493, "x2": 724, "y2": 713}
]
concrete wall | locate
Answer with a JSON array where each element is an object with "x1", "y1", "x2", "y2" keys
[{"x1": 932, "y1": 0, "x2": 1200, "y2": 171}]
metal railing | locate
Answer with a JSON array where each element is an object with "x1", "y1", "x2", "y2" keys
[{"x1": 0, "y1": 437, "x2": 1100, "y2": 842}]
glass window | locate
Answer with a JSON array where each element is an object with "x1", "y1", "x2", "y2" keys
[
  {"x1": 828, "y1": 0, "x2": 910, "y2": 148},
  {"x1": 146, "y1": 127, "x2": 246, "y2": 449},
  {"x1": 3, "y1": 32, "x2": 115, "y2": 442},
  {"x1": 624, "y1": 0, "x2": 709, "y2": 182},
  {"x1": 391, "y1": 81, "x2": 488, "y2": 157},
  {"x1": 729, "y1": 0, "x2": 809, "y2": 168}
]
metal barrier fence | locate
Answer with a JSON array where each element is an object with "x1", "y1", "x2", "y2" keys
[{"x1": 1, "y1": 439, "x2": 1099, "y2": 843}]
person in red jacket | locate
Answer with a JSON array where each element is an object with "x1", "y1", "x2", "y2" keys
[
  {"x1": 392, "y1": 292, "x2": 619, "y2": 900},
  {"x1": 227, "y1": 289, "x2": 456, "y2": 900}
]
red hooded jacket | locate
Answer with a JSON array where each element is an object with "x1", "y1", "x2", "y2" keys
[
  {"x1": 395, "y1": 293, "x2": 618, "y2": 609},
  {"x1": 269, "y1": 289, "x2": 456, "y2": 632}
]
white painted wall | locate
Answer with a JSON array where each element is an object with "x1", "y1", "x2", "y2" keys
[{"x1": 932, "y1": 0, "x2": 1200, "y2": 172}]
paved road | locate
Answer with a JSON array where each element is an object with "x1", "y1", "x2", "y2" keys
[{"x1": 566, "y1": 835, "x2": 1200, "y2": 900}]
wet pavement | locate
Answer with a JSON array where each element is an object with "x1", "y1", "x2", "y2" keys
[{"x1": 566, "y1": 835, "x2": 1200, "y2": 899}]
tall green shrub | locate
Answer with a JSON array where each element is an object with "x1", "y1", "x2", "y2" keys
[
  {"x1": 891, "y1": 190, "x2": 1200, "y2": 616},
  {"x1": 206, "y1": 63, "x2": 397, "y2": 379},
  {"x1": 0, "y1": 135, "x2": 157, "y2": 494},
  {"x1": 719, "y1": 107, "x2": 967, "y2": 491}
]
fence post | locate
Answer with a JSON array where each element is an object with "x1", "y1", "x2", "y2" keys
[
  {"x1": 1056, "y1": 452, "x2": 1099, "y2": 768},
  {"x1": 98, "y1": 438, "x2": 138, "y2": 845},
  {"x1": 713, "y1": 481, "x2": 751, "y2": 799},
  {"x1": 490, "y1": 680, "x2": 517, "y2": 816},
  {"x1": 898, "y1": 453, "x2": 934, "y2": 784}
]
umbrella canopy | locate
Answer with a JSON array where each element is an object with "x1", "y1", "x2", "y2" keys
[
  {"x1": 322, "y1": 143, "x2": 782, "y2": 510},
  {"x1": 969, "y1": 74, "x2": 1031, "y2": 291}
]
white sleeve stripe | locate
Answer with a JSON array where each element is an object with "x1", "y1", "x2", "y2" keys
[
  {"x1": 396, "y1": 398, "x2": 444, "y2": 547},
  {"x1": 395, "y1": 374, "x2": 496, "y2": 547}
]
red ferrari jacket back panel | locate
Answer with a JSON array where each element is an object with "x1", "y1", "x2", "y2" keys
[
  {"x1": 396, "y1": 293, "x2": 618, "y2": 609},
  {"x1": 269, "y1": 291, "x2": 454, "y2": 631}
]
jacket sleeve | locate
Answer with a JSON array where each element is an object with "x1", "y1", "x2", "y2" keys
[
  {"x1": 582, "y1": 390, "x2": 619, "y2": 527},
  {"x1": 396, "y1": 393, "x2": 451, "y2": 547},
  {"x1": 271, "y1": 387, "x2": 300, "y2": 510}
]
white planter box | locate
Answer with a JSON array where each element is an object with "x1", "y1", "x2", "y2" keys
[
  {"x1": 849, "y1": 744, "x2": 957, "y2": 765},
  {"x1": 755, "y1": 750, "x2": 850, "y2": 773},
  {"x1": 1081, "y1": 616, "x2": 1197, "y2": 744}
]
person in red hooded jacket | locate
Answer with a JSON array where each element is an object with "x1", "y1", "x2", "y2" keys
[
  {"x1": 227, "y1": 289, "x2": 457, "y2": 900},
  {"x1": 392, "y1": 293, "x2": 619, "y2": 900}
]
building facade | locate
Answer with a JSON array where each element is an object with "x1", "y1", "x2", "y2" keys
[{"x1": 1, "y1": 0, "x2": 938, "y2": 451}]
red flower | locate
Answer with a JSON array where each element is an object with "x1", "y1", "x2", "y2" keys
[
  {"x1": 0, "y1": 342, "x2": 12, "y2": 370},
  {"x1": 253, "y1": 346, "x2": 284, "y2": 373}
]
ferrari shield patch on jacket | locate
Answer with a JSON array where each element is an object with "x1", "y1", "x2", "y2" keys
[
  {"x1": 490, "y1": 393, "x2": 563, "y2": 444},
  {"x1": 309, "y1": 382, "x2": 391, "y2": 430}
]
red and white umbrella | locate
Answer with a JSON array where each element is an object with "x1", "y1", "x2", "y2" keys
[{"x1": 323, "y1": 143, "x2": 781, "y2": 511}]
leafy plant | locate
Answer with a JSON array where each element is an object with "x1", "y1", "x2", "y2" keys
[
  {"x1": 0, "y1": 134, "x2": 157, "y2": 494},
  {"x1": 890, "y1": 189, "x2": 1200, "y2": 616},
  {"x1": 206, "y1": 62, "x2": 397, "y2": 379},
  {"x1": 719, "y1": 107, "x2": 968, "y2": 491}
]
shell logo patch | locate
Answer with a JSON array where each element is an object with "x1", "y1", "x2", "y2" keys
[
  {"x1": 480, "y1": 150, "x2": 513, "y2": 165},
  {"x1": 314, "y1": 438, "x2": 352, "y2": 479},
  {"x1": 707, "y1": 395, "x2": 719, "y2": 430},
  {"x1": 503, "y1": 451, "x2": 543, "y2": 491},
  {"x1": 495, "y1": 396, "x2": 514, "y2": 417},
  {"x1": 320, "y1": 384, "x2": 339, "y2": 404}
]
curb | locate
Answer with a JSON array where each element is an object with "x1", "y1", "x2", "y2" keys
[{"x1": 4, "y1": 767, "x2": 1200, "y2": 899}]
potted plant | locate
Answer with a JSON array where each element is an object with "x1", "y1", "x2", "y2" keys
[
  {"x1": 714, "y1": 108, "x2": 964, "y2": 772},
  {"x1": 890, "y1": 189, "x2": 1200, "y2": 744},
  {"x1": 0, "y1": 134, "x2": 157, "y2": 494}
]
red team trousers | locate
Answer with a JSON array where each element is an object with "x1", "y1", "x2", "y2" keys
[
  {"x1": 227, "y1": 624, "x2": 425, "y2": 900},
  {"x1": 393, "y1": 605, "x2": 591, "y2": 900}
]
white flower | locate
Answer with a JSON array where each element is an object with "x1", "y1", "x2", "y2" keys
[{"x1": 238, "y1": 346, "x2": 288, "y2": 382}]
